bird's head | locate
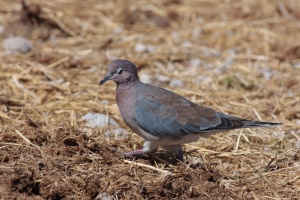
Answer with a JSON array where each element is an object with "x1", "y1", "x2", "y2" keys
[{"x1": 100, "y1": 59, "x2": 139, "y2": 86}]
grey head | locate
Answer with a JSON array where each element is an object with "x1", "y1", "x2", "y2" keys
[{"x1": 100, "y1": 59, "x2": 139, "y2": 86}]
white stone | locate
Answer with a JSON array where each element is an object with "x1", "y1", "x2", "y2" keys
[
  {"x1": 104, "y1": 128, "x2": 128, "y2": 139},
  {"x1": 134, "y1": 43, "x2": 155, "y2": 52},
  {"x1": 3, "y1": 36, "x2": 33, "y2": 54},
  {"x1": 82, "y1": 112, "x2": 119, "y2": 128},
  {"x1": 169, "y1": 79, "x2": 183, "y2": 87},
  {"x1": 139, "y1": 73, "x2": 152, "y2": 84}
]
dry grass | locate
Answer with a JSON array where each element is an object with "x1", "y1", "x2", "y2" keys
[{"x1": 0, "y1": 0, "x2": 300, "y2": 199}]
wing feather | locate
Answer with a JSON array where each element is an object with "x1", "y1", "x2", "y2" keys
[{"x1": 135, "y1": 87, "x2": 222, "y2": 136}]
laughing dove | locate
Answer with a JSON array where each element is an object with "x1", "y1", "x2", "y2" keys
[{"x1": 100, "y1": 59, "x2": 281, "y2": 161}]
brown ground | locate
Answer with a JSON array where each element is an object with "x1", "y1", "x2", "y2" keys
[{"x1": 1, "y1": 0, "x2": 300, "y2": 199}]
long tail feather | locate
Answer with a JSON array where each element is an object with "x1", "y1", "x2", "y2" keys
[{"x1": 242, "y1": 120, "x2": 282, "y2": 128}]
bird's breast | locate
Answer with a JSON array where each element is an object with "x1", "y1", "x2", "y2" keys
[
  {"x1": 116, "y1": 87, "x2": 136, "y2": 119},
  {"x1": 116, "y1": 90, "x2": 125, "y2": 104}
]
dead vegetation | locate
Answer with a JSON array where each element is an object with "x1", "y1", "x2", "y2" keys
[{"x1": 0, "y1": 0, "x2": 300, "y2": 199}]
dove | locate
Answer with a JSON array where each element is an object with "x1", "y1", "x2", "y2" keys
[{"x1": 100, "y1": 59, "x2": 281, "y2": 161}]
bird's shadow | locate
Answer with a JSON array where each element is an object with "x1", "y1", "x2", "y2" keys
[{"x1": 111, "y1": 146, "x2": 204, "y2": 166}]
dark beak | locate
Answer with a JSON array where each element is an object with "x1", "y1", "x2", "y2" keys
[{"x1": 99, "y1": 73, "x2": 112, "y2": 85}]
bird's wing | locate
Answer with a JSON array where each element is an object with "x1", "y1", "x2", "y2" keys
[{"x1": 135, "y1": 87, "x2": 235, "y2": 136}]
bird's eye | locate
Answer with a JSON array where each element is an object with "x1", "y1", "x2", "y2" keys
[{"x1": 116, "y1": 68, "x2": 123, "y2": 74}]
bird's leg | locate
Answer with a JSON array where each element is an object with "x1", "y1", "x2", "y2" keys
[
  {"x1": 163, "y1": 144, "x2": 184, "y2": 161},
  {"x1": 122, "y1": 149, "x2": 145, "y2": 157},
  {"x1": 122, "y1": 140, "x2": 158, "y2": 157}
]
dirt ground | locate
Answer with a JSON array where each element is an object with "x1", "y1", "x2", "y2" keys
[{"x1": 1, "y1": 0, "x2": 300, "y2": 199}]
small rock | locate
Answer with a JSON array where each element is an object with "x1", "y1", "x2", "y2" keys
[
  {"x1": 134, "y1": 43, "x2": 155, "y2": 52},
  {"x1": 101, "y1": 100, "x2": 109, "y2": 105},
  {"x1": 167, "y1": 63, "x2": 175, "y2": 71},
  {"x1": 169, "y1": 79, "x2": 183, "y2": 87},
  {"x1": 157, "y1": 75, "x2": 170, "y2": 83},
  {"x1": 293, "y1": 62, "x2": 300, "y2": 69},
  {"x1": 232, "y1": 171, "x2": 241, "y2": 177},
  {"x1": 94, "y1": 192, "x2": 113, "y2": 200},
  {"x1": 189, "y1": 58, "x2": 202, "y2": 68},
  {"x1": 273, "y1": 131, "x2": 286, "y2": 140},
  {"x1": 171, "y1": 31, "x2": 180, "y2": 41},
  {"x1": 139, "y1": 73, "x2": 152, "y2": 84},
  {"x1": 196, "y1": 75, "x2": 212, "y2": 84},
  {"x1": 263, "y1": 145, "x2": 272, "y2": 153},
  {"x1": 190, "y1": 156, "x2": 203, "y2": 165},
  {"x1": 104, "y1": 128, "x2": 128, "y2": 139},
  {"x1": 223, "y1": 182, "x2": 232, "y2": 188},
  {"x1": 113, "y1": 27, "x2": 123, "y2": 34},
  {"x1": 192, "y1": 28, "x2": 202, "y2": 38},
  {"x1": 82, "y1": 112, "x2": 119, "y2": 128},
  {"x1": 3, "y1": 36, "x2": 33, "y2": 54},
  {"x1": 182, "y1": 41, "x2": 193, "y2": 48},
  {"x1": 217, "y1": 49, "x2": 236, "y2": 73}
]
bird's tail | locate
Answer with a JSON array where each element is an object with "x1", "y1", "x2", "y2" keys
[
  {"x1": 242, "y1": 120, "x2": 282, "y2": 128},
  {"x1": 216, "y1": 112, "x2": 282, "y2": 129}
]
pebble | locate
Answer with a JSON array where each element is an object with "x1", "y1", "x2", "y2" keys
[
  {"x1": 273, "y1": 131, "x2": 286, "y2": 140},
  {"x1": 157, "y1": 75, "x2": 170, "y2": 83},
  {"x1": 169, "y1": 79, "x2": 183, "y2": 87},
  {"x1": 3, "y1": 36, "x2": 33, "y2": 54},
  {"x1": 189, "y1": 58, "x2": 202, "y2": 68},
  {"x1": 104, "y1": 128, "x2": 128, "y2": 139},
  {"x1": 82, "y1": 112, "x2": 119, "y2": 128},
  {"x1": 139, "y1": 73, "x2": 152, "y2": 84},
  {"x1": 94, "y1": 192, "x2": 113, "y2": 200},
  {"x1": 134, "y1": 43, "x2": 155, "y2": 52}
]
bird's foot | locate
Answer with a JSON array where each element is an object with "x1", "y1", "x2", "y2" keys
[
  {"x1": 112, "y1": 141, "x2": 161, "y2": 160},
  {"x1": 122, "y1": 141, "x2": 159, "y2": 157},
  {"x1": 111, "y1": 147, "x2": 147, "y2": 158},
  {"x1": 122, "y1": 149, "x2": 146, "y2": 157}
]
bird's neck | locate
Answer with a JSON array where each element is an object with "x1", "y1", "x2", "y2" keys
[{"x1": 116, "y1": 80, "x2": 141, "y2": 105}]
